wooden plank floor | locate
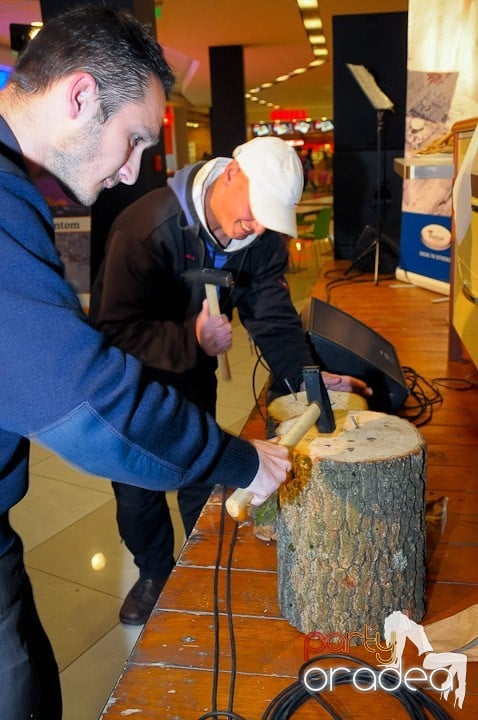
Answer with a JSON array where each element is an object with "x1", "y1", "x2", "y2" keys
[{"x1": 100, "y1": 260, "x2": 478, "y2": 719}]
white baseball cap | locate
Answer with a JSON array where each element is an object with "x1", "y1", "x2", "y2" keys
[{"x1": 233, "y1": 137, "x2": 303, "y2": 237}]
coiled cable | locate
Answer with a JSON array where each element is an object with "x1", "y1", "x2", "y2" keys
[{"x1": 262, "y1": 654, "x2": 453, "y2": 719}]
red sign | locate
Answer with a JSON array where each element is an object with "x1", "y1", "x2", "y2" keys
[{"x1": 270, "y1": 109, "x2": 308, "y2": 121}]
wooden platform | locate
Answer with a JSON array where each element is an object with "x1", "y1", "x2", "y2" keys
[{"x1": 100, "y1": 261, "x2": 478, "y2": 719}]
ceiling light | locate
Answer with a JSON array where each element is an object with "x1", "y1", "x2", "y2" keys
[
  {"x1": 303, "y1": 18, "x2": 323, "y2": 30},
  {"x1": 308, "y1": 34, "x2": 326, "y2": 44},
  {"x1": 243, "y1": 0, "x2": 328, "y2": 115},
  {"x1": 297, "y1": 0, "x2": 327, "y2": 62},
  {"x1": 297, "y1": 0, "x2": 318, "y2": 9}
]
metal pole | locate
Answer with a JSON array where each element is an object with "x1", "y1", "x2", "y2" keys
[{"x1": 374, "y1": 109, "x2": 384, "y2": 286}]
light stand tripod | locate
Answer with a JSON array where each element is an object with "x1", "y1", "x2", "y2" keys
[
  {"x1": 343, "y1": 64, "x2": 394, "y2": 285},
  {"x1": 345, "y1": 108, "x2": 387, "y2": 284}
]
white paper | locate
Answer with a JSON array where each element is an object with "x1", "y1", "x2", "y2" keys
[{"x1": 347, "y1": 63, "x2": 394, "y2": 111}]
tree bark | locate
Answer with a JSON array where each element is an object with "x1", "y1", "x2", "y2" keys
[{"x1": 275, "y1": 405, "x2": 427, "y2": 636}]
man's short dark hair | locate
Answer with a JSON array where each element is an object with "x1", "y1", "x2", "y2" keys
[{"x1": 9, "y1": 5, "x2": 175, "y2": 120}]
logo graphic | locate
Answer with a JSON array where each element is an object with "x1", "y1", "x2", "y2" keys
[
  {"x1": 383, "y1": 611, "x2": 467, "y2": 710},
  {"x1": 304, "y1": 611, "x2": 467, "y2": 709}
]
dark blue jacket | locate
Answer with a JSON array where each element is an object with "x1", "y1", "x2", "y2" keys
[{"x1": 0, "y1": 117, "x2": 257, "y2": 557}]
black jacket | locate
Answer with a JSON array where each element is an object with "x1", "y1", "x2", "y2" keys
[{"x1": 90, "y1": 160, "x2": 314, "y2": 412}]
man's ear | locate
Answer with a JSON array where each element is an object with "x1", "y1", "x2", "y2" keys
[
  {"x1": 67, "y1": 72, "x2": 99, "y2": 120},
  {"x1": 223, "y1": 159, "x2": 240, "y2": 185}
]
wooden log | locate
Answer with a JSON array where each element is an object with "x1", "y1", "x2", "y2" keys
[
  {"x1": 273, "y1": 396, "x2": 427, "y2": 636},
  {"x1": 252, "y1": 390, "x2": 368, "y2": 541}
]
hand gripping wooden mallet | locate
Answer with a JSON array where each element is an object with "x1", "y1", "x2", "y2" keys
[
  {"x1": 225, "y1": 401, "x2": 321, "y2": 521},
  {"x1": 201, "y1": 268, "x2": 233, "y2": 382}
]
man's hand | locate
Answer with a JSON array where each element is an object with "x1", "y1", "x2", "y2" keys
[
  {"x1": 195, "y1": 298, "x2": 232, "y2": 356},
  {"x1": 244, "y1": 438, "x2": 291, "y2": 507},
  {"x1": 307, "y1": 371, "x2": 373, "y2": 398}
]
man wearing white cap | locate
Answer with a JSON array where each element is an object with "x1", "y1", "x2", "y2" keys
[{"x1": 90, "y1": 136, "x2": 371, "y2": 625}]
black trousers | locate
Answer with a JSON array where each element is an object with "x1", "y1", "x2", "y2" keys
[
  {"x1": 0, "y1": 533, "x2": 62, "y2": 720},
  {"x1": 113, "y1": 373, "x2": 217, "y2": 580},
  {"x1": 112, "y1": 480, "x2": 212, "y2": 578}
]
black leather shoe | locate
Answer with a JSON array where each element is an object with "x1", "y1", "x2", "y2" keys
[{"x1": 119, "y1": 576, "x2": 167, "y2": 625}]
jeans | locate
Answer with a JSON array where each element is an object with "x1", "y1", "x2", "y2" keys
[{"x1": 0, "y1": 533, "x2": 62, "y2": 719}]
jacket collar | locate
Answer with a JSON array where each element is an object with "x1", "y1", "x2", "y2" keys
[{"x1": 0, "y1": 115, "x2": 29, "y2": 178}]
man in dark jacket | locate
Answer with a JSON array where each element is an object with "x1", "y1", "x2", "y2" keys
[
  {"x1": 0, "y1": 11, "x2": 293, "y2": 719},
  {"x1": 90, "y1": 136, "x2": 372, "y2": 625}
]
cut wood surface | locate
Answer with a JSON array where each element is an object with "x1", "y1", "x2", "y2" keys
[{"x1": 267, "y1": 390, "x2": 368, "y2": 451}]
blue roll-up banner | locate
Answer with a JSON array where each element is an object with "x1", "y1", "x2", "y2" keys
[{"x1": 399, "y1": 211, "x2": 451, "y2": 283}]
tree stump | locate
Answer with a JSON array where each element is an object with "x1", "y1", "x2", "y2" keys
[{"x1": 274, "y1": 396, "x2": 427, "y2": 636}]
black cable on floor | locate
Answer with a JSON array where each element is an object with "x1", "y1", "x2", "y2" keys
[
  {"x1": 433, "y1": 376, "x2": 478, "y2": 390},
  {"x1": 399, "y1": 366, "x2": 444, "y2": 426},
  {"x1": 226, "y1": 521, "x2": 239, "y2": 712},
  {"x1": 209, "y1": 487, "x2": 226, "y2": 717},
  {"x1": 196, "y1": 488, "x2": 248, "y2": 720},
  {"x1": 398, "y1": 367, "x2": 478, "y2": 426},
  {"x1": 323, "y1": 269, "x2": 396, "y2": 303},
  {"x1": 261, "y1": 654, "x2": 454, "y2": 720}
]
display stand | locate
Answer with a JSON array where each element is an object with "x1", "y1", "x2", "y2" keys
[{"x1": 344, "y1": 64, "x2": 394, "y2": 284}]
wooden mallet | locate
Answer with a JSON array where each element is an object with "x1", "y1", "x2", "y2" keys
[{"x1": 225, "y1": 401, "x2": 321, "y2": 521}]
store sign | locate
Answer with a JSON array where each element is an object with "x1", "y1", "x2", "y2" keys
[{"x1": 270, "y1": 109, "x2": 308, "y2": 121}]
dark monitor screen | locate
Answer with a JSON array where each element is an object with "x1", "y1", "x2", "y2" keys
[{"x1": 302, "y1": 297, "x2": 409, "y2": 412}]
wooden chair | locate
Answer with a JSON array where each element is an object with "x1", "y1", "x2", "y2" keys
[{"x1": 295, "y1": 206, "x2": 333, "y2": 270}]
